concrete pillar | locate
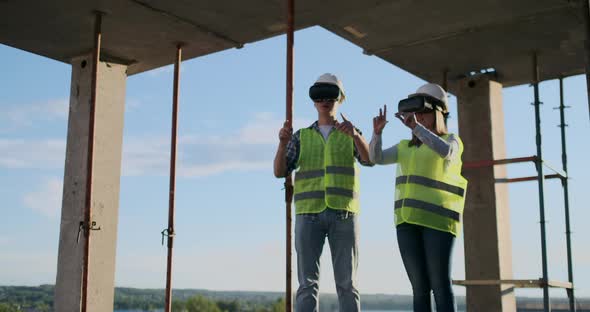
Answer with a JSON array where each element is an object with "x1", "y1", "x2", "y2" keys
[
  {"x1": 54, "y1": 54, "x2": 127, "y2": 311},
  {"x1": 456, "y1": 75, "x2": 517, "y2": 312}
]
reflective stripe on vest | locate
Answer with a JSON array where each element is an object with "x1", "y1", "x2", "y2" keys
[
  {"x1": 326, "y1": 166, "x2": 355, "y2": 175},
  {"x1": 294, "y1": 187, "x2": 359, "y2": 201},
  {"x1": 395, "y1": 135, "x2": 468, "y2": 236},
  {"x1": 395, "y1": 199, "x2": 460, "y2": 221},
  {"x1": 293, "y1": 128, "x2": 360, "y2": 214},
  {"x1": 295, "y1": 166, "x2": 355, "y2": 181},
  {"x1": 396, "y1": 175, "x2": 465, "y2": 197},
  {"x1": 295, "y1": 169, "x2": 325, "y2": 180}
]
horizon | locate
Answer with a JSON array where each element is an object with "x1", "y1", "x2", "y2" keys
[{"x1": 3, "y1": 284, "x2": 589, "y2": 300}]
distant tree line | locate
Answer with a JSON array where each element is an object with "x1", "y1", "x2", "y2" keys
[
  {"x1": 172, "y1": 295, "x2": 285, "y2": 312},
  {"x1": 1, "y1": 285, "x2": 589, "y2": 311},
  {"x1": 0, "y1": 285, "x2": 53, "y2": 312}
]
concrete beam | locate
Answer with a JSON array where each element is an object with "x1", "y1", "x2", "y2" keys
[
  {"x1": 54, "y1": 54, "x2": 127, "y2": 312},
  {"x1": 456, "y1": 75, "x2": 516, "y2": 312}
]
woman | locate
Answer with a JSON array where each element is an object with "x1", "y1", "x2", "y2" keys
[{"x1": 369, "y1": 83, "x2": 467, "y2": 312}]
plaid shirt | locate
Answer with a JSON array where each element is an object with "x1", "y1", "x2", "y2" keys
[{"x1": 285, "y1": 121, "x2": 373, "y2": 176}]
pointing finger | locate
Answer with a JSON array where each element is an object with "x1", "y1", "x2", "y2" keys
[{"x1": 340, "y1": 113, "x2": 349, "y2": 123}]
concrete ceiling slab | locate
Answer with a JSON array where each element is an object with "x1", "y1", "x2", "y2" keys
[
  {"x1": 1, "y1": 0, "x2": 587, "y2": 89},
  {"x1": 325, "y1": 0, "x2": 587, "y2": 89}
]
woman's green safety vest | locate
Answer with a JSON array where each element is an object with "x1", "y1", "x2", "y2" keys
[
  {"x1": 293, "y1": 128, "x2": 360, "y2": 214},
  {"x1": 395, "y1": 135, "x2": 467, "y2": 236}
]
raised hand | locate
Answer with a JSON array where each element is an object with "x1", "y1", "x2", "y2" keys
[
  {"x1": 395, "y1": 112, "x2": 417, "y2": 129},
  {"x1": 278, "y1": 120, "x2": 293, "y2": 146},
  {"x1": 336, "y1": 113, "x2": 358, "y2": 138},
  {"x1": 373, "y1": 104, "x2": 388, "y2": 135}
]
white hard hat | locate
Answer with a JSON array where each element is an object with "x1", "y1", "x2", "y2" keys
[
  {"x1": 409, "y1": 83, "x2": 448, "y2": 112},
  {"x1": 315, "y1": 73, "x2": 345, "y2": 96}
]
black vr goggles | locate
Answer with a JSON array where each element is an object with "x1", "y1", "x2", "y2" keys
[
  {"x1": 398, "y1": 95, "x2": 445, "y2": 113},
  {"x1": 309, "y1": 83, "x2": 341, "y2": 101}
]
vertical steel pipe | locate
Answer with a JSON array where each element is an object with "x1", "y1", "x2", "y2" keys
[
  {"x1": 81, "y1": 11, "x2": 102, "y2": 312},
  {"x1": 532, "y1": 52, "x2": 550, "y2": 312},
  {"x1": 164, "y1": 45, "x2": 182, "y2": 312},
  {"x1": 558, "y1": 77, "x2": 576, "y2": 312},
  {"x1": 285, "y1": 0, "x2": 295, "y2": 310}
]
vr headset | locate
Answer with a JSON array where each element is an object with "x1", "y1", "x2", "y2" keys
[
  {"x1": 398, "y1": 95, "x2": 444, "y2": 113},
  {"x1": 309, "y1": 83, "x2": 341, "y2": 101}
]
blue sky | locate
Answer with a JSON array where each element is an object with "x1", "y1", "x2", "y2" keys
[{"x1": 0, "y1": 26, "x2": 588, "y2": 299}]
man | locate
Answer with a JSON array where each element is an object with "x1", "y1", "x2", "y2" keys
[{"x1": 274, "y1": 73, "x2": 372, "y2": 312}]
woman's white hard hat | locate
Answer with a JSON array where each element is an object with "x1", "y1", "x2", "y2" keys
[{"x1": 409, "y1": 83, "x2": 448, "y2": 112}]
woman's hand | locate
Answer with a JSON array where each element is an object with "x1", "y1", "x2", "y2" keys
[
  {"x1": 373, "y1": 104, "x2": 388, "y2": 135},
  {"x1": 395, "y1": 112, "x2": 417, "y2": 129},
  {"x1": 278, "y1": 120, "x2": 293, "y2": 146}
]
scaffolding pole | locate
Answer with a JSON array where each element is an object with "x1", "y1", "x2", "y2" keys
[
  {"x1": 164, "y1": 44, "x2": 182, "y2": 312},
  {"x1": 532, "y1": 52, "x2": 551, "y2": 312},
  {"x1": 557, "y1": 77, "x2": 576, "y2": 311},
  {"x1": 284, "y1": 0, "x2": 294, "y2": 310}
]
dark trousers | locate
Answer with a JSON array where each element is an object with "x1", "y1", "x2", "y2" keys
[{"x1": 396, "y1": 222, "x2": 456, "y2": 312}]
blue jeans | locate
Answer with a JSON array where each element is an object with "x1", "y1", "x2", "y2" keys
[
  {"x1": 295, "y1": 208, "x2": 360, "y2": 312},
  {"x1": 396, "y1": 222, "x2": 456, "y2": 312}
]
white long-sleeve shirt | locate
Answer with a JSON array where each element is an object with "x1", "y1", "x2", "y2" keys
[{"x1": 369, "y1": 124, "x2": 461, "y2": 165}]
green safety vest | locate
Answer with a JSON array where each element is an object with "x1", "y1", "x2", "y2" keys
[
  {"x1": 395, "y1": 134, "x2": 468, "y2": 236},
  {"x1": 293, "y1": 128, "x2": 360, "y2": 214}
]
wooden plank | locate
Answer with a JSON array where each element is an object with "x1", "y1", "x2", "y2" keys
[{"x1": 452, "y1": 279, "x2": 573, "y2": 289}]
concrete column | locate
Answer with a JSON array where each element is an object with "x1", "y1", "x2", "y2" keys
[
  {"x1": 456, "y1": 75, "x2": 516, "y2": 312},
  {"x1": 55, "y1": 54, "x2": 127, "y2": 312}
]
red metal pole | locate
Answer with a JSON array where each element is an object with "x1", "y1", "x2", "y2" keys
[
  {"x1": 462, "y1": 156, "x2": 536, "y2": 169},
  {"x1": 285, "y1": 0, "x2": 294, "y2": 310},
  {"x1": 81, "y1": 11, "x2": 102, "y2": 312},
  {"x1": 165, "y1": 44, "x2": 182, "y2": 312},
  {"x1": 496, "y1": 174, "x2": 561, "y2": 183}
]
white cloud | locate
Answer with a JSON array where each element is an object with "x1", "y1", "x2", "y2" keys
[
  {"x1": 179, "y1": 160, "x2": 270, "y2": 177},
  {"x1": 122, "y1": 113, "x2": 313, "y2": 177},
  {"x1": 121, "y1": 132, "x2": 273, "y2": 178},
  {"x1": 23, "y1": 178, "x2": 63, "y2": 218},
  {"x1": 0, "y1": 139, "x2": 66, "y2": 169},
  {"x1": 0, "y1": 112, "x2": 313, "y2": 178},
  {"x1": 235, "y1": 112, "x2": 283, "y2": 144},
  {"x1": 0, "y1": 99, "x2": 68, "y2": 128}
]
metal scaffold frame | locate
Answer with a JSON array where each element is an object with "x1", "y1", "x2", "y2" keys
[{"x1": 453, "y1": 53, "x2": 577, "y2": 312}]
